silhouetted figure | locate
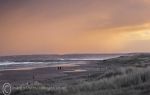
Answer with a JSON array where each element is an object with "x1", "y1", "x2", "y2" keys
[{"x1": 57, "y1": 66, "x2": 62, "y2": 70}]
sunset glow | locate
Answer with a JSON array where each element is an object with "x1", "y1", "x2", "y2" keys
[{"x1": 0, "y1": 0, "x2": 150, "y2": 55}]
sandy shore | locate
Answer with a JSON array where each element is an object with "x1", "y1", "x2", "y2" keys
[{"x1": 0, "y1": 61, "x2": 99, "y2": 86}]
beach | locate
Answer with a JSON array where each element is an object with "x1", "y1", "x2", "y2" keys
[
  {"x1": 0, "y1": 60, "x2": 100, "y2": 88},
  {"x1": 1, "y1": 54, "x2": 150, "y2": 95}
]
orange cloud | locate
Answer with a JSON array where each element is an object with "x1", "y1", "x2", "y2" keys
[{"x1": 0, "y1": 0, "x2": 150, "y2": 55}]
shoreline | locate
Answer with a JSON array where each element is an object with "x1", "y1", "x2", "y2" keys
[
  {"x1": 0, "y1": 61, "x2": 88, "y2": 72},
  {"x1": 0, "y1": 60, "x2": 98, "y2": 85},
  {"x1": 0, "y1": 55, "x2": 121, "y2": 72},
  {"x1": 0, "y1": 63, "x2": 82, "y2": 71}
]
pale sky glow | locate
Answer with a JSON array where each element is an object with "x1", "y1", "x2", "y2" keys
[{"x1": 0, "y1": 0, "x2": 150, "y2": 55}]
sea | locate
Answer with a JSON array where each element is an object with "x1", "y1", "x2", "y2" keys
[{"x1": 0, "y1": 55, "x2": 122, "y2": 71}]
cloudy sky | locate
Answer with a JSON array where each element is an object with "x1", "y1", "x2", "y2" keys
[{"x1": 0, "y1": 0, "x2": 150, "y2": 55}]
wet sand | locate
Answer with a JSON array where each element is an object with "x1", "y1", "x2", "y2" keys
[{"x1": 0, "y1": 61, "x2": 99, "y2": 86}]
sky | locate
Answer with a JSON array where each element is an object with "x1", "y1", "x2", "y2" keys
[{"x1": 0, "y1": 0, "x2": 150, "y2": 55}]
